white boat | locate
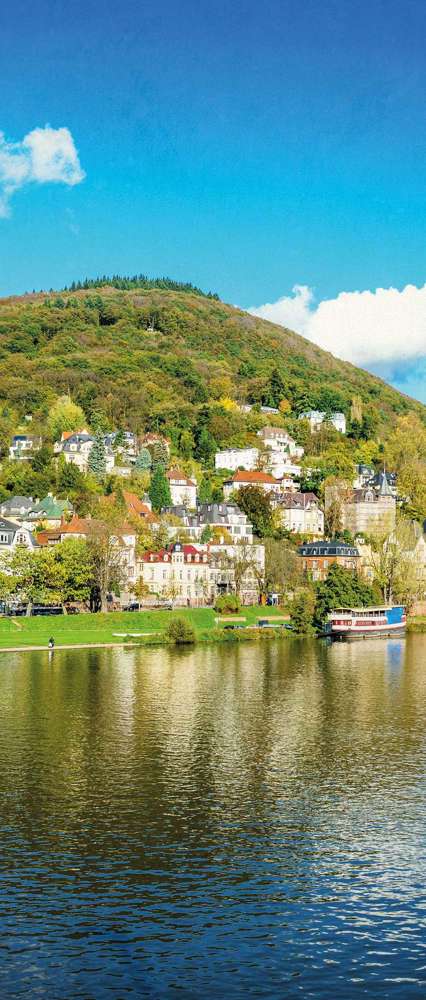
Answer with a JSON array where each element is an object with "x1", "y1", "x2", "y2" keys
[{"x1": 326, "y1": 605, "x2": 406, "y2": 639}]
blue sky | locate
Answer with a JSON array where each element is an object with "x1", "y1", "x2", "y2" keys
[{"x1": 1, "y1": 0, "x2": 426, "y2": 399}]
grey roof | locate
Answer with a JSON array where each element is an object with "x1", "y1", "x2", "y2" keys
[
  {"x1": 0, "y1": 495, "x2": 34, "y2": 512},
  {"x1": 378, "y1": 471, "x2": 394, "y2": 497},
  {"x1": 299, "y1": 540, "x2": 359, "y2": 558}
]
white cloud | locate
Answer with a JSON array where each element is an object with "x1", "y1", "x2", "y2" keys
[
  {"x1": 0, "y1": 125, "x2": 85, "y2": 216},
  {"x1": 248, "y1": 283, "x2": 426, "y2": 366}
]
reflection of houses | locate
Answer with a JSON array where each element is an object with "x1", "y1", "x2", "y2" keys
[
  {"x1": 299, "y1": 539, "x2": 359, "y2": 581},
  {"x1": 162, "y1": 502, "x2": 254, "y2": 543},
  {"x1": 272, "y1": 492, "x2": 324, "y2": 537}
]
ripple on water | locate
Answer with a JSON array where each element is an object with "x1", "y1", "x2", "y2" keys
[{"x1": 0, "y1": 637, "x2": 425, "y2": 997}]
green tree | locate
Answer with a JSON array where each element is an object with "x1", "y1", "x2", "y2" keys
[
  {"x1": 149, "y1": 440, "x2": 169, "y2": 468},
  {"x1": 235, "y1": 485, "x2": 273, "y2": 537},
  {"x1": 134, "y1": 447, "x2": 152, "y2": 471},
  {"x1": 149, "y1": 465, "x2": 171, "y2": 512},
  {"x1": 88, "y1": 431, "x2": 107, "y2": 481},
  {"x1": 7, "y1": 546, "x2": 64, "y2": 614},
  {"x1": 53, "y1": 538, "x2": 93, "y2": 607},
  {"x1": 179, "y1": 429, "x2": 194, "y2": 460},
  {"x1": 313, "y1": 564, "x2": 375, "y2": 629},
  {"x1": 47, "y1": 395, "x2": 86, "y2": 441},
  {"x1": 195, "y1": 427, "x2": 216, "y2": 465},
  {"x1": 166, "y1": 617, "x2": 196, "y2": 644},
  {"x1": 267, "y1": 367, "x2": 287, "y2": 408},
  {"x1": 289, "y1": 589, "x2": 316, "y2": 634}
]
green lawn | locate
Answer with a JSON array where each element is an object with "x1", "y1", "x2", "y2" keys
[{"x1": 0, "y1": 605, "x2": 289, "y2": 649}]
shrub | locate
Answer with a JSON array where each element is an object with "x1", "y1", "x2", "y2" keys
[
  {"x1": 214, "y1": 593, "x2": 241, "y2": 614},
  {"x1": 166, "y1": 617, "x2": 196, "y2": 644}
]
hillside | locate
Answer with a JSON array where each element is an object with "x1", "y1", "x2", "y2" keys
[{"x1": 0, "y1": 285, "x2": 424, "y2": 443}]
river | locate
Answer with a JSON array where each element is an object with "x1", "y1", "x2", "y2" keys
[{"x1": 0, "y1": 636, "x2": 425, "y2": 998}]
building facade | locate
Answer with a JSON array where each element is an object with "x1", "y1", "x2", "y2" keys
[
  {"x1": 299, "y1": 540, "x2": 359, "y2": 581},
  {"x1": 223, "y1": 469, "x2": 281, "y2": 498},
  {"x1": 166, "y1": 469, "x2": 198, "y2": 507},
  {"x1": 214, "y1": 447, "x2": 259, "y2": 472},
  {"x1": 273, "y1": 492, "x2": 324, "y2": 537},
  {"x1": 299, "y1": 411, "x2": 346, "y2": 434}
]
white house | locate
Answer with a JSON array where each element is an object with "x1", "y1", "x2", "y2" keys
[
  {"x1": 268, "y1": 453, "x2": 302, "y2": 480},
  {"x1": 223, "y1": 470, "x2": 281, "y2": 499},
  {"x1": 162, "y1": 501, "x2": 255, "y2": 544},
  {"x1": 0, "y1": 517, "x2": 37, "y2": 554},
  {"x1": 272, "y1": 492, "x2": 324, "y2": 538},
  {"x1": 141, "y1": 542, "x2": 212, "y2": 605},
  {"x1": 59, "y1": 432, "x2": 114, "y2": 473},
  {"x1": 0, "y1": 496, "x2": 35, "y2": 519},
  {"x1": 9, "y1": 435, "x2": 42, "y2": 461},
  {"x1": 257, "y1": 426, "x2": 304, "y2": 458},
  {"x1": 215, "y1": 447, "x2": 259, "y2": 472},
  {"x1": 299, "y1": 411, "x2": 346, "y2": 434},
  {"x1": 166, "y1": 469, "x2": 197, "y2": 507}
]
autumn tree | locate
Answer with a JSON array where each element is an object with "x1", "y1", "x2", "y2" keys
[
  {"x1": 47, "y1": 395, "x2": 86, "y2": 441},
  {"x1": 367, "y1": 517, "x2": 424, "y2": 606}
]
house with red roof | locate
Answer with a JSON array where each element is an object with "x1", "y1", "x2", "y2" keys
[
  {"x1": 223, "y1": 469, "x2": 281, "y2": 500},
  {"x1": 166, "y1": 469, "x2": 197, "y2": 507},
  {"x1": 141, "y1": 541, "x2": 212, "y2": 605}
]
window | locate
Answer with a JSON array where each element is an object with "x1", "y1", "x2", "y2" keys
[{"x1": 0, "y1": 533, "x2": 8, "y2": 543}]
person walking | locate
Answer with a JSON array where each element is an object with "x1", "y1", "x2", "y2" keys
[{"x1": 48, "y1": 637, "x2": 55, "y2": 650}]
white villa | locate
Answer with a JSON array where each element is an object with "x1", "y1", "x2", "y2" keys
[{"x1": 299, "y1": 411, "x2": 347, "y2": 434}]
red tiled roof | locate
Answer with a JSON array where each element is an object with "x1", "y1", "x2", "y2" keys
[
  {"x1": 166, "y1": 469, "x2": 197, "y2": 486},
  {"x1": 229, "y1": 470, "x2": 278, "y2": 484},
  {"x1": 120, "y1": 491, "x2": 160, "y2": 523},
  {"x1": 143, "y1": 544, "x2": 207, "y2": 563}
]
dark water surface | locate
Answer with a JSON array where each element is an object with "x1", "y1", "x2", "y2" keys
[{"x1": 0, "y1": 636, "x2": 425, "y2": 998}]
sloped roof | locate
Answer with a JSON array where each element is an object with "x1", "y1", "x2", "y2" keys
[
  {"x1": 228, "y1": 470, "x2": 278, "y2": 484},
  {"x1": 166, "y1": 468, "x2": 197, "y2": 486},
  {"x1": 143, "y1": 543, "x2": 207, "y2": 563}
]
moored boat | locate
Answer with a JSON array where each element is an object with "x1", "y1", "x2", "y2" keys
[{"x1": 326, "y1": 605, "x2": 406, "y2": 640}]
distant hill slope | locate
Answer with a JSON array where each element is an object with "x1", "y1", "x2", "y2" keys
[{"x1": 0, "y1": 284, "x2": 424, "y2": 439}]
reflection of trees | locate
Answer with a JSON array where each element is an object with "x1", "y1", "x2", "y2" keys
[{"x1": 0, "y1": 636, "x2": 425, "y2": 873}]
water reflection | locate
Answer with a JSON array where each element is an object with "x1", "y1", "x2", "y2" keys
[{"x1": 0, "y1": 636, "x2": 425, "y2": 998}]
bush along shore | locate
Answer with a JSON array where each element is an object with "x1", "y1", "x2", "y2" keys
[{"x1": 0, "y1": 606, "x2": 293, "y2": 652}]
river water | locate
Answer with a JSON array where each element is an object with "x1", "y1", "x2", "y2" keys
[{"x1": 0, "y1": 636, "x2": 425, "y2": 998}]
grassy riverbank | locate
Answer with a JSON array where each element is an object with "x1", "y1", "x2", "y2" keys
[
  {"x1": 407, "y1": 617, "x2": 426, "y2": 633},
  {"x1": 0, "y1": 606, "x2": 290, "y2": 650}
]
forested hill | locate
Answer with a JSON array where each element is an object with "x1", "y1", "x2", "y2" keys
[{"x1": 0, "y1": 284, "x2": 424, "y2": 442}]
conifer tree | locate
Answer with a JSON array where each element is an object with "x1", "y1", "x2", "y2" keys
[
  {"x1": 88, "y1": 431, "x2": 107, "y2": 480},
  {"x1": 149, "y1": 464, "x2": 171, "y2": 512},
  {"x1": 135, "y1": 447, "x2": 152, "y2": 471}
]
